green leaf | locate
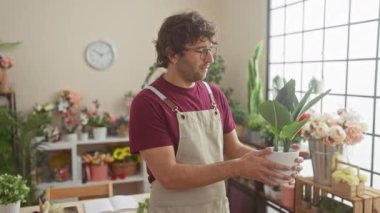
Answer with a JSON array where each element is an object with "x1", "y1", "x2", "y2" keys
[
  {"x1": 0, "y1": 41, "x2": 21, "y2": 51},
  {"x1": 259, "y1": 101, "x2": 290, "y2": 135},
  {"x1": 299, "y1": 89, "x2": 331, "y2": 116},
  {"x1": 291, "y1": 88, "x2": 313, "y2": 121},
  {"x1": 275, "y1": 79, "x2": 297, "y2": 112},
  {"x1": 280, "y1": 119, "x2": 309, "y2": 141}
]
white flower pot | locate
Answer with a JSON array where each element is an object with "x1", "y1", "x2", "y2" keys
[
  {"x1": 79, "y1": 132, "x2": 89, "y2": 141},
  {"x1": 0, "y1": 200, "x2": 20, "y2": 213},
  {"x1": 266, "y1": 148, "x2": 299, "y2": 185},
  {"x1": 93, "y1": 127, "x2": 107, "y2": 140},
  {"x1": 63, "y1": 133, "x2": 78, "y2": 142}
]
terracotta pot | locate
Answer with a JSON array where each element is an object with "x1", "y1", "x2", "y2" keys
[
  {"x1": 111, "y1": 162, "x2": 138, "y2": 177},
  {"x1": 89, "y1": 164, "x2": 109, "y2": 181}
]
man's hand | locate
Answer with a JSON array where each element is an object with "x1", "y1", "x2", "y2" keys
[{"x1": 237, "y1": 147, "x2": 295, "y2": 185}]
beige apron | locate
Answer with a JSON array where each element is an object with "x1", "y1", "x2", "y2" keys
[{"x1": 146, "y1": 82, "x2": 230, "y2": 213}]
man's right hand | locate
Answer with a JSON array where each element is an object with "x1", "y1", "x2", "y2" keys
[{"x1": 237, "y1": 147, "x2": 292, "y2": 185}]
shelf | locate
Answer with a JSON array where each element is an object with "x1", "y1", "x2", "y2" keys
[
  {"x1": 76, "y1": 137, "x2": 129, "y2": 145},
  {"x1": 38, "y1": 141, "x2": 75, "y2": 151},
  {"x1": 37, "y1": 180, "x2": 79, "y2": 189},
  {"x1": 83, "y1": 174, "x2": 146, "y2": 186}
]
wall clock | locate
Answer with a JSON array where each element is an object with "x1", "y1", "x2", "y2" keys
[{"x1": 85, "y1": 40, "x2": 115, "y2": 70}]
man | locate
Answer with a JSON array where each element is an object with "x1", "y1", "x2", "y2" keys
[{"x1": 129, "y1": 11, "x2": 301, "y2": 213}]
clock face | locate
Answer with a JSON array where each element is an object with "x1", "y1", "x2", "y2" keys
[{"x1": 85, "y1": 40, "x2": 115, "y2": 70}]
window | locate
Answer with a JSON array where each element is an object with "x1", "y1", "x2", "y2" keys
[{"x1": 268, "y1": 0, "x2": 380, "y2": 188}]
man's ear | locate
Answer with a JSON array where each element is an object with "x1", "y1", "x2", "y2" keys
[{"x1": 167, "y1": 48, "x2": 179, "y2": 64}]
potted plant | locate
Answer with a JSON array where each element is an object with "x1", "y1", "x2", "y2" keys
[
  {"x1": 246, "y1": 41, "x2": 266, "y2": 143},
  {"x1": 85, "y1": 100, "x2": 116, "y2": 140},
  {"x1": 259, "y1": 79, "x2": 330, "y2": 181},
  {"x1": 0, "y1": 174, "x2": 30, "y2": 213},
  {"x1": 109, "y1": 146, "x2": 140, "y2": 180},
  {"x1": 81, "y1": 151, "x2": 113, "y2": 181}
]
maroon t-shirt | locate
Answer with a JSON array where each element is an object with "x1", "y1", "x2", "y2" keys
[{"x1": 129, "y1": 75, "x2": 235, "y2": 183}]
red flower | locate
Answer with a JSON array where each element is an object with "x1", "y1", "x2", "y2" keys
[{"x1": 299, "y1": 113, "x2": 310, "y2": 121}]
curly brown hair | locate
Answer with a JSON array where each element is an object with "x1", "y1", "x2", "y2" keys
[{"x1": 155, "y1": 11, "x2": 217, "y2": 68}]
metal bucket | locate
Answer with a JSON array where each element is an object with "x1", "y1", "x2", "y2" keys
[{"x1": 308, "y1": 141, "x2": 343, "y2": 186}]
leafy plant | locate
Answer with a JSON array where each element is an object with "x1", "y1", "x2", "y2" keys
[
  {"x1": 0, "y1": 40, "x2": 21, "y2": 51},
  {"x1": 204, "y1": 55, "x2": 225, "y2": 84},
  {"x1": 0, "y1": 109, "x2": 51, "y2": 205},
  {"x1": 141, "y1": 64, "x2": 158, "y2": 89},
  {"x1": 0, "y1": 174, "x2": 30, "y2": 205},
  {"x1": 259, "y1": 79, "x2": 331, "y2": 152},
  {"x1": 137, "y1": 198, "x2": 149, "y2": 213},
  {"x1": 247, "y1": 41, "x2": 265, "y2": 116},
  {"x1": 230, "y1": 101, "x2": 248, "y2": 125}
]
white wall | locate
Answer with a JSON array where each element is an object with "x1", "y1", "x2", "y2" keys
[
  {"x1": 0, "y1": 0, "x2": 221, "y2": 113},
  {"x1": 0, "y1": 0, "x2": 267, "y2": 114},
  {"x1": 218, "y1": 0, "x2": 267, "y2": 109}
]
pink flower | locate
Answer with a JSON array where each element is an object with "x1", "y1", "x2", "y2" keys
[
  {"x1": 345, "y1": 125, "x2": 364, "y2": 144},
  {"x1": 0, "y1": 55, "x2": 14, "y2": 69}
]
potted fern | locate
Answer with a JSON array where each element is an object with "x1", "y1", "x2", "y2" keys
[{"x1": 259, "y1": 79, "x2": 330, "y2": 181}]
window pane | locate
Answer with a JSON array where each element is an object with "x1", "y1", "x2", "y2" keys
[
  {"x1": 351, "y1": 0, "x2": 380, "y2": 23},
  {"x1": 349, "y1": 21, "x2": 378, "y2": 59},
  {"x1": 269, "y1": 64, "x2": 284, "y2": 89},
  {"x1": 271, "y1": 0, "x2": 285, "y2": 8},
  {"x1": 375, "y1": 99, "x2": 380, "y2": 134},
  {"x1": 322, "y1": 95, "x2": 345, "y2": 113},
  {"x1": 286, "y1": 0, "x2": 302, "y2": 4},
  {"x1": 359, "y1": 170, "x2": 372, "y2": 187},
  {"x1": 284, "y1": 63, "x2": 302, "y2": 91},
  {"x1": 347, "y1": 97, "x2": 374, "y2": 134},
  {"x1": 325, "y1": 0, "x2": 349, "y2": 27},
  {"x1": 303, "y1": 62, "x2": 322, "y2": 91},
  {"x1": 270, "y1": 36, "x2": 284, "y2": 62},
  {"x1": 324, "y1": 62, "x2": 347, "y2": 94},
  {"x1": 375, "y1": 136, "x2": 380, "y2": 173},
  {"x1": 270, "y1": 8, "x2": 285, "y2": 36},
  {"x1": 285, "y1": 33, "x2": 302, "y2": 62},
  {"x1": 347, "y1": 60, "x2": 376, "y2": 96},
  {"x1": 285, "y1": 3, "x2": 303, "y2": 33},
  {"x1": 304, "y1": 0, "x2": 325, "y2": 30},
  {"x1": 324, "y1": 26, "x2": 348, "y2": 60},
  {"x1": 303, "y1": 30, "x2": 323, "y2": 61},
  {"x1": 378, "y1": 61, "x2": 380, "y2": 96},
  {"x1": 346, "y1": 135, "x2": 372, "y2": 170},
  {"x1": 374, "y1": 174, "x2": 380, "y2": 188}
]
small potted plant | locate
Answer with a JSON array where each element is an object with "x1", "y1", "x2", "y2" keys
[
  {"x1": 109, "y1": 146, "x2": 140, "y2": 180},
  {"x1": 81, "y1": 151, "x2": 114, "y2": 181},
  {"x1": 85, "y1": 100, "x2": 116, "y2": 140},
  {"x1": 259, "y1": 79, "x2": 330, "y2": 182},
  {"x1": 0, "y1": 174, "x2": 30, "y2": 213}
]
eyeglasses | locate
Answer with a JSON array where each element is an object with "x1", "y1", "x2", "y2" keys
[{"x1": 183, "y1": 46, "x2": 217, "y2": 60}]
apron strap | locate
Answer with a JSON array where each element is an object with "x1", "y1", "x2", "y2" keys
[
  {"x1": 202, "y1": 81, "x2": 218, "y2": 110},
  {"x1": 146, "y1": 86, "x2": 179, "y2": 112}
]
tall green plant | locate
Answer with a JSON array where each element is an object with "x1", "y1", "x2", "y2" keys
[
  {"x1": 205, "y1": 55, "x2": 225, "y2": 84},
  {"x1": 247, "y1": 41, "x2": 265, "y2": 116},
  {"x1": 141, "y1": 64, "x2": 158, "y2": 89},
  {"x1": 0, "y1": 109, "x2": 51, "y2": 205},
  {"x1": 259, "y1": 79, "x2": 331, "y2": 152}
]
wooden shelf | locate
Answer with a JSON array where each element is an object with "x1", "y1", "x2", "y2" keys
[{"x1": 295, "y1": 176, "x2": 380, "y2": 213}]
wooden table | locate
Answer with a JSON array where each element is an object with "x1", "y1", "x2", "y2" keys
[{"x1": 20, "y1": 193, "x2": 150, "y2": 213}]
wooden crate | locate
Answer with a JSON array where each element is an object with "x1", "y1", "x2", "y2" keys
[{"x1": 295, "y1": 177, "x2": 380, "y2": 213}]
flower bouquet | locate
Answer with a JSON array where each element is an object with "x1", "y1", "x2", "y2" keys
[
  {"x1": 55, "y1": 90, "x2": 81, "y2": 139},
  {"x1": 109, "y1": 146, "x2": 140, "y2": 179},
  {"x1": 301, "y1": 108, "x2": 367, "y2": 146},
  {"x1": 301, "y1": 108, "x2": 367, "y2": 186}
]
